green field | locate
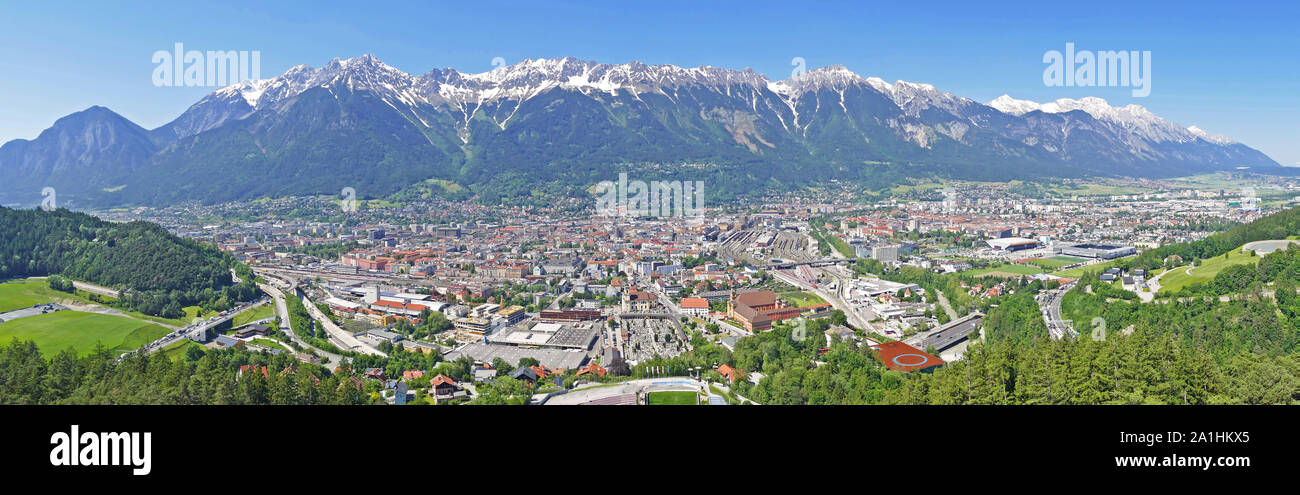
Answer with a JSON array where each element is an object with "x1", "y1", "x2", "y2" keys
[
  {"x1": 1023, "y1": 258, "x2": 1074, "y2": 270},
  {"x1": 1158, "y1": 248, "x2": 1264, "y2": 295},
  {"x1": 1044, "y1": 183, "x2": 1147, "y2": 197},
  {"x1": 148, "y1": 305, "x2": 215, "y2": 327},
  {"x1": 1166, "y1": 173, "x2": 1262, "y2": 190},
  {"x1": 0, "y1": 278, "x2": 122, "y2": 313},
  {"x1": 779, "y1": 291, "x2": 827, "y2": 308},
  {"x1": 884, "y1": 181, "x2": 947, "y2": 195},
  {"x1": 646, "y1": 391, "x2": 699, "y2": 405},
  {"x1": 0, "y1": 278, "x2": 212, "y2": 327},
  {"x1": 231, "y1": 304, "x2": 274, "y2": 328},
  {"x1": 0, "y1": 279, "x2": 57, "y2": 312},
  {"x1": 0, "y1": 310, "x2": 171, "y2": 356},
  {"x1": 965, "y1": 264, "x2": 1044, "y2": 277},
  {"x1": 248, "y1": 338, "x2": 288, "y2": 350},
  {"x1": 158, "y1": 339, "x2": 203, "y2": 361},
  {"x1": 1051, "y1": 259, "x2": 1124, "y2": 279}
]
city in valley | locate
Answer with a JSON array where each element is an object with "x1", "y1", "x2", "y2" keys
[
  {"x1": 5, "y1": 2, "x2": 1299, "y2": 485},
  {"x1": 26, "y1": 173, "x2": 1280, "y2": 406}
]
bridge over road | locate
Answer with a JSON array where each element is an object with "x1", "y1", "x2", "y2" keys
[{"x1": 128, "y1": 297, "x2": 270, "y2": 358}]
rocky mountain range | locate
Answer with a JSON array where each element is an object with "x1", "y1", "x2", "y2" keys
[{"x1": 0, "y1": 55, "x2": 1282, "y2": 207}]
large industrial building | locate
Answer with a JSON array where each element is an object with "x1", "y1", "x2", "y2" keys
[
  {"x1": 985, "y1": 237, "x2": 1040, "y2": 252},
  {"x1": 727, "y1": 290, "x2": 801, "y2": 332},
  {"x1": 1059, "y1": 243, "x2": 1136, "y2": 259},
  {"x1": 487, "y1": 322, "x2": 599, "y2": 350}
]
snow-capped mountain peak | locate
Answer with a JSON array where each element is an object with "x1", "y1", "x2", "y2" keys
[
  {"x1": 174, "y1": 56, "x2": 1251, "y2": 153},
  {"x1": 210, "y1": 79, "x2": 274, "y2": 107},
  {"x1": 768, "y1": 66, "x2": 968, "y2": 115},
  {"x1": 989, "y1": 95, "x2": 1223, "y2": 144},
  {"x1": 1187, "y1": 125, "x2": 1234, "y2": 144},
  {"x1": 988, "y1": 94, "x2": 1042, "y2": 115}
]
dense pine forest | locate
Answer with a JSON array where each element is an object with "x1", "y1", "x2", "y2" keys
[
  {"x1": 0, "y1": 207, "x2": 257, "y2": 317},
  {"x1": 635, "y1": 310, "x2": 1297, "y2": 405},
  {"x1": 0, "y1": 341, "x2": 369, "y2": 405},
  {"x1": 885, "y1": 330, "x2": 1297, "y2": 405}
]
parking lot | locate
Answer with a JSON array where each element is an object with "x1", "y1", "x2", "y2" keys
[{"x1": 0, "y1": 303, "x2": 68, "y2": 323}]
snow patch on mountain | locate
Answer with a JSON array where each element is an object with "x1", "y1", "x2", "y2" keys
[
  {"x1": 988, "y1": 94, "x2": 1041, "y2": 116},
  {"x1": 988, "y1": 95, "x2": 1232, "y2": 144},
  {"x1": 1187, "y1": 125, "x2": 1234, "y2": 145}
]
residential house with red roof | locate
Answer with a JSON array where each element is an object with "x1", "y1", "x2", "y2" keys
[{"x1": 717, "y1": 364, "x2": 742, "y2": 383}]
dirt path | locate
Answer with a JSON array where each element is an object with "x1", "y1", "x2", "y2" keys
[
  {"x1": 935, "y1": 290, "x2": 959, "y2": 321},
  {"x1": 54, "y1": 299, "x2": 180, "y2": 330}
]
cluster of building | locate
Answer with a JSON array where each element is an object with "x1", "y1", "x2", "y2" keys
[{"x1": 86, "y1": 173, "x2": 1300, "y2": 396}]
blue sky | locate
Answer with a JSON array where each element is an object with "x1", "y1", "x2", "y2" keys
[{"x1": 2, "y1": 0, "x2": 1296, "y2": 165}]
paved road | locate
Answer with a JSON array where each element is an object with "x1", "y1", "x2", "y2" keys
[
  {"x1": 1136, "y1": 267, "x2": 1177, "y2": 302},
  {"x1": 773, "y1": 267, "x2": 872, "y2": 331},
  {"x1": 0, "y1": 303, "x2": 68, "y2": 323},
  {"x1": 1038, "y1": 282, "x2": 1076, "y2": 339},
  {"x1": 907, "y1": 313, "x2": 983, "y2": 350},
  {"x1": 31, "y1": 276, "x2": 124, "y2": 299},
  {"x1": 652, "y1": 289, "x2": 682, "y2": 317},
  {"x1": 133, "y1": 298, "x2": 270, "y2": 357},
  {"x1": 259, "y1": 282, "x2": 351, "y2": 365},
  {"x1": 300, "y1": 291, "x2": 386, "y2": 356}
]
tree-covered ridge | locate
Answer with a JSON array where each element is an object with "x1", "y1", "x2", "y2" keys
[
  {"x1": 0, "y1": 340, "x2": 368, "y2": 405},
  {"x1": 886, "y1": 330, "x2": 1297, "y2": 405},
  {"x1": 1160, "y1": 244, "x2": 1300, "y2": 299},
  {"x1": 1132, "y1": 205, "x2": 1300, "y2": 270},
  {"x1": 980, "y1": 282, "x2": 1050, "y2": 345},
  {"x1": 0, "y1": 207, "x2": 257, "y2": 317},
  {"x1": 1062, "y1": 273, "x2": 1299, "y2": 360}
]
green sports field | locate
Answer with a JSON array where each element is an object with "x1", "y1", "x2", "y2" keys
[
  {"x1": 0, "y1": 310, "x2": 171, "y2": 356},
  {"x1": 1023, "y1": 258, "x2": 1074, "y2": 270},
  {"x1": 646, "y1": 391, "x2": 699, "y2": 405}
]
